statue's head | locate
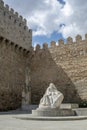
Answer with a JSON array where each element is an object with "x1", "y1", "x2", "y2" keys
[
  {"x1": 49, "y1": 83, "x2": 56, "y2": 89},
  {"x1": 46, "y1": 83, "x2": 57, "y2": 93}
]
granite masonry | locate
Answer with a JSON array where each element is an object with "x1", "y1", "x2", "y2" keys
[{"x1": 0, "y1": 0, "x2": 87, "y2": 110}]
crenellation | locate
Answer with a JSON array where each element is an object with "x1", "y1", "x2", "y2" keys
[
  {"x1": 67, "y1": 37, "x2": 73, "y2": 44},
  {"x1": 50, "y1": 41, "x2": 56, "y2": 47},
  {"x1": 85, "y1": 34, "x2": 87, "y2": 40},
  {"x1": 23, "y1": 18, "x2": 27, "y2": 25},
  {"x1": 29, "y1": 29, "x2": 32, "y2": 33},
  {"x1": 19, "y1": 15, "x2": 23, "y2": 20},
  {"x1": 14, "y1": 12, "x2": 18, "y2": 17},
  {"x1": 35, "y1": 44, "x2": 41, "y2": 51},
  {"x1": 58, "y1": 39, "x2": 64, "y2": 46},
  {"x1": 43, "y1": 43, "x2": 48, "y2": 50},
  {"x1": 5, "y1": 4, "x2": 9, "y2": 11},
  {"x1": 76, "y1": 34, "x2": 82, "y2": 43},
  {"x1": 10, "y1": 8, "x2": 14, "y2": 15},
  {"x1": 24, "y1": 26, "x2": 28, "y2": 31}
]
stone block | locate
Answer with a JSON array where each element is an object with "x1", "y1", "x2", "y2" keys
[{"x1": 60, "y1": 104, "x2": 79, "y2": 109}]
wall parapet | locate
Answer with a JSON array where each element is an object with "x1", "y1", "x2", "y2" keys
[
  {"x1": 33, "y1": 34, "x2": 87, "y2": 59},
  {"x1": 34, "y1": 34, "x2": 87, "y2": 50},
  {"x1": 1, "y1": 2, "x2": 27, "y2": 28}
]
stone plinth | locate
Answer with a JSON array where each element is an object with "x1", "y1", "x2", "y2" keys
[
  {"x1": 32, "y1": 108, "x2": 75, "y2": 117},
  {"x1": 60, "y1": 104, "x2": 79, "y2": 109}
]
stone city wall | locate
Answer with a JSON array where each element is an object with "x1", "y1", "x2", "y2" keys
[
  {"x1": 0, "y1": 0, "x2": 32, "y2": 50},
  {"x1": 0, "y1": 33, "x2": 87, "y2": 109},
  {"x1": 30, "y1": 34, "x2": 87, "y2": 104},
  {"x1": 0, "y1": 0, "x2": 87, "y2": 109},
  {"x1": 0, "y1": 36, "x2": 30, "y2": 111}
]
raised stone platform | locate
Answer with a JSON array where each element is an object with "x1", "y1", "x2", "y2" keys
[
  {"x1": 74, "y1": 108, "x2": 87, "y2": 116},
  {"x1": 32, "y1": 108, "x2": 75, "y2": 117},
  {"x1": 15, "y1": 114, "x2": 87, "y2": 121}
]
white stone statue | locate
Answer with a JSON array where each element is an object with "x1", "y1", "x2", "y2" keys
[{"x1": 39, "y1": 83, "x2": 64, "y2": 109}]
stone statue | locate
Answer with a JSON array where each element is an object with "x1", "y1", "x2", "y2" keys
[
  {"x1": 39, "y1": 83, "x2": 64, "y2": 109},
  {"x1": 32, "y1": 83, "x2": 75, "y2": 116}
]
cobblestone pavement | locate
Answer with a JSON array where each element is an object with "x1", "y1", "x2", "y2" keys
[{"x1": 0, "y1": 114, "x2": 87, "y2": 130}]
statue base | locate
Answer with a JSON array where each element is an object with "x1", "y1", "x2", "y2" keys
[{"x1": 32, "y1": 108, "x2": 75, "y2": 117}]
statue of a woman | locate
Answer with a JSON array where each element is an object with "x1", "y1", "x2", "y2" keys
[{"x1": 39, "y1": 83, "x2": 64, "y2": 109}]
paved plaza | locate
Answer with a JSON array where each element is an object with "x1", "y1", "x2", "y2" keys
[{"x1": 0, "y1": 114, "x2": 87, "y2": 130}]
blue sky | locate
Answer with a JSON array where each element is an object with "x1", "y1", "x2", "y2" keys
[{"x1": 3, "y1": 0, "x2": 87, "y2": 47}]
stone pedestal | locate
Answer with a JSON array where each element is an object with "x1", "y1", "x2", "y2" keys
[
  {"x1": 60, "y1": 103, "x2": 79, "y2": 109},
  {"x1": 32, "y1": 108, "x2": 75, "y2": 117}
]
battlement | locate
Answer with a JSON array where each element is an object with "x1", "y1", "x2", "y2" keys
[
  {"x1": 33, "y1": 34, "x2": 87, "y2": 60},
  {"x1": 0, "y1": 0, "x2": 27, "y2": 27},
  {"x1": 34, "y1": 34, "x2": 87, "y2": 50},
  {"x1": 0, "y1": 0, "x2": 32, "y2": 50},
  {"x1": 4, "y1": 4, "x2": 27, "y2": 27}
]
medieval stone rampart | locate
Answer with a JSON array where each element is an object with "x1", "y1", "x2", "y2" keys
[
  {"x1": 0, "y1": 0, "x2": 87, "y2": 109},
  {"x1": 30, "y1": 34, "x2": 87, "y2": 104},
  {"x1": 0, "y1": 0, "x2": 32, "y2": 50},
  {"x1": 0, "y1": 31, "x2": 87, "y2": 108}
]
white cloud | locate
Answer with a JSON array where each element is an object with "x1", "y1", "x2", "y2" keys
[
  {"x1": 61, "y1": 2, "x2": 73, "y2": 17},
  {"x1": 27, "y1": 0, "x2": 62, "y2": 37},
  {"x1": 60, "y1": 23, "x2": 80, "y2": 39},
  {"x1": 60, "y1": 0, "x2": 87, "y2": 39},
  {"x1": 3, "y1": 0, "x2": 87, "y2": 39}
]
